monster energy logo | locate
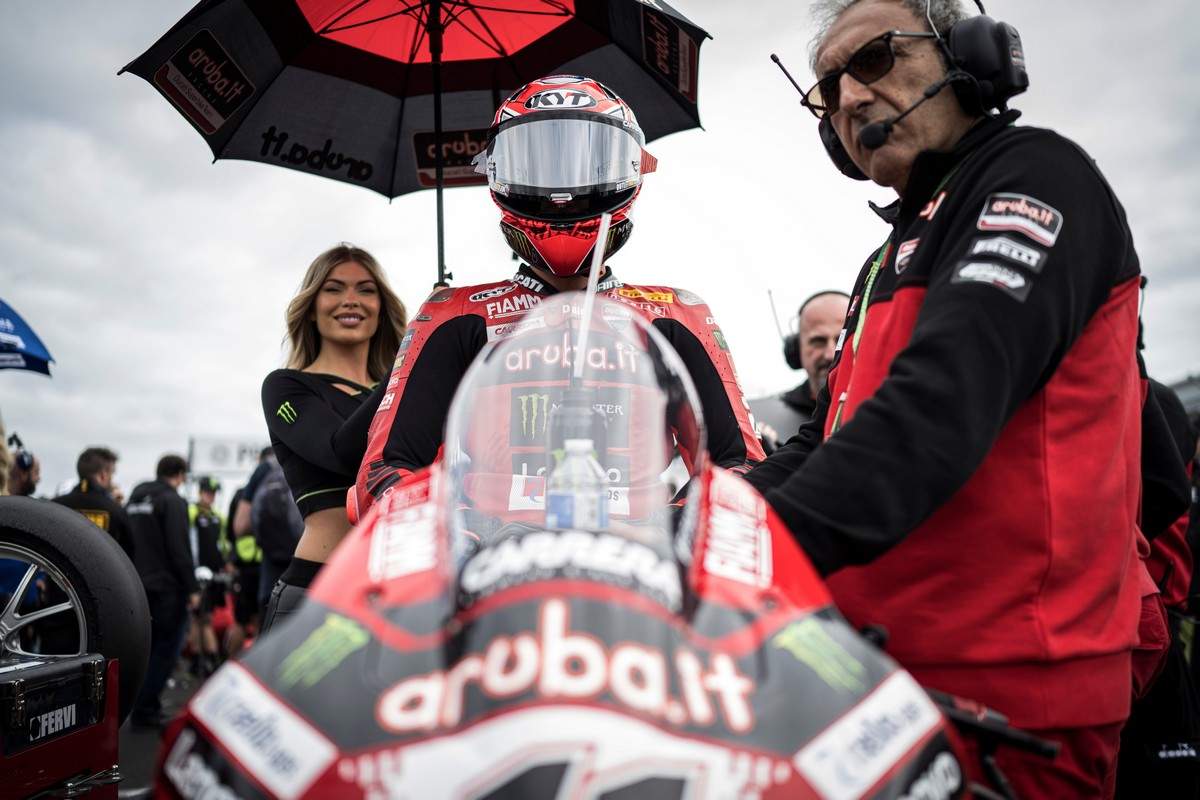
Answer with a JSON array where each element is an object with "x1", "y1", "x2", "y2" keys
[
  {"x1": 276, "y1": 401, "x2": 298, "y2": 424},
  {"x1": 502, "y1": 224, "x2": 536, "y2": 262},
  {"x1": 276, "y1": 613, "x2": 369, "y2": 691},
  {"x1": 772, "y1": 618, "x2": 867, "y2": 694},
  {"x1": 518, "y1": 393, "x2": 552, "y2": 440}
]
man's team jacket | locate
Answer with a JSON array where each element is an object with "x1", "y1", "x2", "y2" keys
[
  {"x1": 745, "y1": 111, "x2": 1145, "y2": 730},
  {"x1": 353, "y1": 266, "x2": 765, "y2": 519}
]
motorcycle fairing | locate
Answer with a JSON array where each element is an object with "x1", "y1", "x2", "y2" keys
[
  {"x1": 156, "y1": 461, "x2": 968, "y2": 799},
  {"x1": 687, "y1": 467, "x2": 833, "y2": 615},
  {"x1": 160, "y1": 720, "x2": 275, "y2": 800}
]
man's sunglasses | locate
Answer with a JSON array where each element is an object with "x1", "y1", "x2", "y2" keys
[{"x1": 802, "y1": 30, "x2": 939, "y2": 119}]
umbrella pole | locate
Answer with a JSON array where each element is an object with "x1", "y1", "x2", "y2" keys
[{"x1": 429, "y1": 0, "x2": 451, "y2": 287}]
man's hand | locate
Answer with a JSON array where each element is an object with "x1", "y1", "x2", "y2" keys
[
  {"x1": 756, "y1": 420, "x2": 780, "y2": 455},
  {"x1": 188, "y1": 592, "x2": 201, "y2": 611}
]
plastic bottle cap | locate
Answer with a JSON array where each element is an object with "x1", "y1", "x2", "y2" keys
[{"x1": 563, "y1": 438, "x2": 594, "y2": 452}]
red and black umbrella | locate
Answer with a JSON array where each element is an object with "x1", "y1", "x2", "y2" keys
[{"x1": 120, "y1": 0, "x2": 711, "y2": 285}]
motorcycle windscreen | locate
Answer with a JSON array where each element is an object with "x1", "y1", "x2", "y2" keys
[{"x1": 443, "y1": 292, "x2": 705, "y2": 550}]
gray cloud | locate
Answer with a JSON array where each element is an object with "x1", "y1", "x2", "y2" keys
[{"x1": 2, "y1": 0, "x2": 1196, "y2": 498}]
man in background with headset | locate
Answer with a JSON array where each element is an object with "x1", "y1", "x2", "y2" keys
[
  {"x1": 751, "y1": 290, "x2": 849, "y2": 452},
  {"x1": 6, "y1": 433, "x2": 41, "y2": 497},
  {"x1": 746, "y1": 0, "x2": 1172, "y2": 795}
]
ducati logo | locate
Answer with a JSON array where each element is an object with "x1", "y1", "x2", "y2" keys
[
  {"x1": 895, "y1": 238, "x2": 919, "y2": 274},
  {"x1": 525, "y1": 90, "x2": 597, "y2": 110},
  {"x1": 518, "y1": 393, "x2": 551, "y2": 440}
]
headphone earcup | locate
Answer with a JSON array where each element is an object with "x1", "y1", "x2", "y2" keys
[
  {"x1": 818, "y1": 118, "x2": 868, "y2": 181},
  {"x1": 783, "y1": 334, "x2": 802, "y2": 370},
  {"x1": 945, "y1": 15, "x2": 1029, "y2": 114},
  {"x1": 15, "y1": 451, "x2": 34, "y2": 471}
]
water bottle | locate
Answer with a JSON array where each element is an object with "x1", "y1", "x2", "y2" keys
[{"x1": 544, "y1": 438, "x2": 609, "y2": 530}]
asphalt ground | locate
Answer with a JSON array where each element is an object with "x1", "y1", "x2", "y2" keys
[
  {"x1": 117, "y1": 587, "x2": 248, "y2": 795},
  {"x1": 117, "y1": 660, "x2": 206, "y2": 797}
]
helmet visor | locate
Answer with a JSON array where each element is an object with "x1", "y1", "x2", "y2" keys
[{"x1": 475, "y1": 113, "x2": 648, "y2": 221}]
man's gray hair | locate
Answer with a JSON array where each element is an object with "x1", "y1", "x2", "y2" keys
[{"x1": 808, "y1": 0, "x2": 971, "y2": 70}]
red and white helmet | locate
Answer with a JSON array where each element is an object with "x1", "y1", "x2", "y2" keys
[{"x1": 473, "y1": 75, "x2": 658, "y2": 277}]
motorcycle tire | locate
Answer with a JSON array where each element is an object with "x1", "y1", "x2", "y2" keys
[{"x1": 0, "y1": 495, "x2": 151, "y2": 725}]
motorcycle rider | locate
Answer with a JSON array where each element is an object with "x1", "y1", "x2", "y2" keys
[
  {"x1": 351, "y1": 74, "x2": 764, "y2": 523},
  {"x1": 246, "y1": 76, "x2": 762, "y2": 623}
]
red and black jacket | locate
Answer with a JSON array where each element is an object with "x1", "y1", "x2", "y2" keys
[{"x1": 745, "y1": 112, "x2": 1145, "y2": 729}]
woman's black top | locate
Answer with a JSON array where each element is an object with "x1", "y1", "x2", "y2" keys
[{"x1": 261, "y1": 369, "x2": 384, "y2": 517}]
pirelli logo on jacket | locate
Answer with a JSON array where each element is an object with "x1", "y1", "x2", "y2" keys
[{"x1": 969, "y1": 235, "x2": 1046, "y2": 273}]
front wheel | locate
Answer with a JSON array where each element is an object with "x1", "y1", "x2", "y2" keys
[{"x1": 0, "y1": 496, "x2": 151, "y2": 724}]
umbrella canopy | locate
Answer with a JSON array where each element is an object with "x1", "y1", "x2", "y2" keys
[
  {"x1": 121, "y1": 0, "x2": 711, "y2": 285},
  {"x1": 0, "y1": 299, "x2": 54, "y2": 376}
]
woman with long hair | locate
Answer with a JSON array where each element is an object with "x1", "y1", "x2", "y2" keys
[{"x1": 257, "y1": 243, "x2": 407, "y2": 635}]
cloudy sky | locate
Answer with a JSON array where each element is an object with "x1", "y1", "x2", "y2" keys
[{"x1": 2, "y1": 0, "x2": 1198, "y2": 501}]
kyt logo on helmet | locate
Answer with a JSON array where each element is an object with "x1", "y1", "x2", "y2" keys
[
  {"x1": 524, "y1": 89, "x2": 598, "y2": 110},
  {"x1": 473, "y1": 75, "x2": 658, "y2": 278}
]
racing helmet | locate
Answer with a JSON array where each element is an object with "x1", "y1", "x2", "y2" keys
[{"x1": 473, "y1": 75, "x2": 658, "y2": 277}]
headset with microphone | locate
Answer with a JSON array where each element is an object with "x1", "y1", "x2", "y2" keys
[
  {"x1": 774, "y1": 0, "x2": 1029, "y2": 180},
  {"x1": 766, "y1": 289, "x2": 804, "y2": 370},
  {"x1": 858, "y1": 71, "x2": 974, "y2": 150},
  {"x1": 769, "y1": 289, "x2": 852, "y2": 371},
  {"x1": 7, "y1": 432, "x2": 35, "y2": 472}
]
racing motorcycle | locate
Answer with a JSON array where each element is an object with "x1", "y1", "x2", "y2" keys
[{"x1": 153, "y1": 289, "x2": 1053, "y2": 799}]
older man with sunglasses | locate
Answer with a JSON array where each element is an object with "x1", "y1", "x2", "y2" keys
[{"x1": 746, "y1": 1, "x2": 1161, "y2": 796}]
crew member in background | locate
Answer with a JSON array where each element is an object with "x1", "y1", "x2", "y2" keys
[
  {"x1": 52, "y1": 446, "x2": 135, "y2": 557},
  {"x1": 6, "y1": 434, "x2": 40, "y2": 497},
  {"x1": 127, "y1": 454, "x2": 197, "y2": 729},
  {"x1": 751, "y1": 290, "x2": 850, "y2": 452},
  {"x1": 224, "y1": 467, "x2": 263, "y2": 656},
  {"x1": 1116, "y1": 370, "x2": 1200, "y2": 797},
  {"x1": 186, "y1": 476, "x2": 226, "y2": 678},
  {"x1": 0, "y1": 416, "x2": 9, "y2": 495}
]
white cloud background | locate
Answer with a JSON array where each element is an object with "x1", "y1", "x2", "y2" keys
[{"x1": 2, "y1": 0, "x2": 1198, "y2": 499}]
